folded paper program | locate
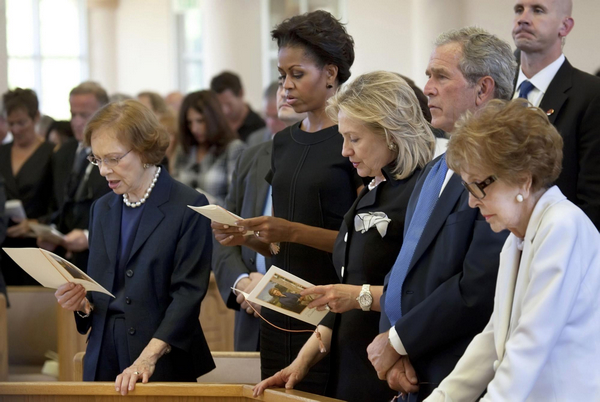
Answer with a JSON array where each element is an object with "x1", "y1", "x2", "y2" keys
[{"x1": 354, "y1": 212, "x2": 391, "y2": 238}]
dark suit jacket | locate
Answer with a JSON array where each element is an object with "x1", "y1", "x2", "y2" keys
[
  {"x1": 212, "y1": 141, "x2": 272, "y2": 351},
  {"x1": 52, "y1": 139, "x2": 111, "y2": 269},
  {"x1": 380, "y1": 156, "x2": 508, "y2": 401},
  {"x1": 536, "y1": 59, "x2": 600, "y2": 229},
  {"x1": 0, "y1": 176, "x2": 7, "y2": 299},
  {"x1": 76, "y1": 170, "x2": 215, "y2": 381}
]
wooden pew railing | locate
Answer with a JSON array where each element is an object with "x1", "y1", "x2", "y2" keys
[
  {"x1": 73, "y1": 351, "x2": 261, "y2": 384},
  {"x1": 0, "y1": 382, "x2": 345, "y2": 401},
  {"x1": 0, "y1": 293, "x2": 8, "y2": 381}
]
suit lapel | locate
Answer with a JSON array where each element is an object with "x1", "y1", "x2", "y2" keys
[
  {"x1": 126, "y1": 171, "x2": 170, "y2": 265},
  {"x1": 101, "y1": 194, "x2": 122, "y2": 290},
  {"x1": 253, "y1": 146, "x2": 271, "y2": 217},
  {"x1": 408, "y1": 174, "x2": 464, "y2": 272},
  {"x1": 539, "y1": 59, "x2": 573, "y2": 125},
  {"x1": 494, "y1": 236, "x2": 521, "y2": 360}
]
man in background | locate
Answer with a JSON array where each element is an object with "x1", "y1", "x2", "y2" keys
[
  {"x1": 210, "y1": 71, "x2": 265, "y2": 142},
  {"x1": 246, "y1": 81, "x2": 289, "y2": 147},
  {"x1": 512, "y1": 0, "x2": 600, "y2": 228},
  {"x1": 212, "y1": 81, "x2": 305, "y2": 351},
  {"x1": 41, "y1": 81, "x2": 111, "y2": 270}
]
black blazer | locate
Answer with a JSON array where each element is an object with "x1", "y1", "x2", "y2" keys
[
  {"x1": 536, "y1": 59, "x2": 600, "y2": 229},
  {"x1": 76, "y1": 170, "x2": 215, "y2": 381},
  {"x1": 0, "y1": 176, "x2": 6, "y2": 300},
  {"x1": 51, "y1": 139, "x2": 111, "y2": 269},
  {"x1": 380, "y1": 156, "x2": 508, "y2": 401},
  {"x1": 324, "y1": 165, "x2": 420, "y2": 402},
  {"x1": 212, "y1": 141, "x2": 272, "y2": 351}
]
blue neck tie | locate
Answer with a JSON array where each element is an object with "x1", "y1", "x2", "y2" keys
[
  {"x1": 518, "y1": 80, "x2": 535, "y2": 99},
  {"x1": 384, "y1": 155, "x2": 448, "y2": 326}
]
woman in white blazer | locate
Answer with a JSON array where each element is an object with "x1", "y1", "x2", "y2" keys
[{"x1": 424, "y1": 99, "x2": 600, "y2": 402}]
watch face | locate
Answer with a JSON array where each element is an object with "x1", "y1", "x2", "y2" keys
[{"x1": 359, "y1": 292, "x2": 373, "y2": 306}]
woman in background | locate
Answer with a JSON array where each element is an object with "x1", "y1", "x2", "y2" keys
[
  {"x1": 174, "y1": 90, "x2": 245, "y2": 204},
  {"x1": 254, "y1": 72, "x2": 435, "y2": 401},
  {"x1": 0, "y1": 88, "x2": 54, "y2": 285},
  {"x1": 425, "y1": 99, "x2": 600, "y2": 401},
  {"x1": 46, "y1": 120, "x2": 74, "y2": 151}
]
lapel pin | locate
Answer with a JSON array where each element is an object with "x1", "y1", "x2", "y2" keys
[{"x1": 546, "y1": 109, "x2": 554, "y2": 116}]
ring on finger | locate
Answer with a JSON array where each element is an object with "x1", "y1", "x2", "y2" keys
[
  {"x1": 324, "y1": 303, "x2": 331, "y2": 311},
  {"x1": 134, "y1": 371, "x2": 140, "y2": 375},
  {"x1": 255, "y1": 231, "x2": 261, "y2": 238}
]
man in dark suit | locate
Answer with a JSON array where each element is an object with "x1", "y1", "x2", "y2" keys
[
  {"x1": 212, "y1": 82, "x2": 305, "y2": 351},
  {"x1": 0, "y1": 175, "x2": 7, "y2": 300},
  {"x1": 213, "y1": 140, "x2": 272, "y2": 351},
  {"x1": 210, "y1": 71, "x2": 265, "y2": 142},
  {"x1": 367, "y1": 27, "x2": 515, "y2": 401},
  {"x1": 41, "y1": 82, "x2": 111, "y2": 270},
  {"x1": 512, "y1": 0, "x2": 600, "y2": 229}
]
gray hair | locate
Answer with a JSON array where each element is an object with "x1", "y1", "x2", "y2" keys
[
  {"x1": 435, "y1": 27, "x2": 516, "y2": 101},
  {"x1": 70, "y1": 81, "x2": 109, "y2": 107}
]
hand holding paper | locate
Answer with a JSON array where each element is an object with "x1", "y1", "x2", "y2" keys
[{"x1": 3, "y1": 248, "x2": 114, "y2": 297}]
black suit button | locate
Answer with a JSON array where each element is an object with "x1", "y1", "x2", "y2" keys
[
  {"x1": 126, "y1": 269, "x2": 134, "y2": 278},
  {"x1": 250, "y1": 258, "x2": 255, "y2": 264},
  {"x1": 405, "y1": 290, "x2": 414, "y2": 295},
  {"x1": 128, "y1": 327, "x2": 136, "y2": 335},
  {"x1": 125, "y1": 297, "x2": 131, "y2": 305}
]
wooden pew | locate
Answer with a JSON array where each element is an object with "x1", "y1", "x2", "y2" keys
[
  {"x1": 73, "y1": 351, "x2": 261, "y2": 384},
  {"x1": 0, "y1": 382, "x2": 345, "y2": 401},
  {"x1": 0, "y1": 294, "x2": 8, "y2": 381},
  {"x1": 6, "y1": 286, "x2": 58, "y2": 381}
]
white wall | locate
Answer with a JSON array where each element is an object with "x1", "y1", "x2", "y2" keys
[
  {"x1": 0, "y1": 0, "x2": 8, "y2": 96},
  {"x1": 114, "y1": 0, "x2": 176, "y2": 97},
  {"x1": 202, "y1": 0, "x2": 264, "y2": 111}
]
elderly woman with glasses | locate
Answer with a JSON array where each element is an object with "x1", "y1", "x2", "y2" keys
[
  {"x1": 424, "y1": 99, "x2": 600, "y2": 402},
  {"x1": 54, "y1": 100, "x2": 215, "y2": 395}
]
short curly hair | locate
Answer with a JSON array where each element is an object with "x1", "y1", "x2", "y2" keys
[
  {"x1": 2, "y1": 88, "x2": 39, "y2": 119},
  {"x1": 84, "y1": 100, "x2": 169, "y2": 165},
  {"x1": 446, "y1": 99, "x2": 563, "y2": 192},
  {"x1": 271, "y1": 10, "x2": 355, "y2": 84},
  {"x1": 327, "y1": 71, "x2": 435, "y2": 180}
]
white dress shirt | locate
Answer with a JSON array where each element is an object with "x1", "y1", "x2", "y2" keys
[{"x1": 513, "y1": 54, "x2": 565, "y2": 107}]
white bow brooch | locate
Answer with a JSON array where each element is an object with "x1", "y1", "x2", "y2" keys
[{"x1": 354, "y1": 212, "x2": 391, "y2": 238}]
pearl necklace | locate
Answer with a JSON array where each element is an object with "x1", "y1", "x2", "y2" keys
[{"x1": 123, "y1": 166, "x2": 161, "y2": 208}]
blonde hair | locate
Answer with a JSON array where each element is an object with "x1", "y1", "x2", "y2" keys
[
  {"x1": 326, "y1": 71, "x2": 435, "y2": 179},
  {"x1": 447, "y1": 98, "x2": 563, "y2": 191},
  {"x1": 84, "y1": 100, "x2": 169, "y2": 165}
]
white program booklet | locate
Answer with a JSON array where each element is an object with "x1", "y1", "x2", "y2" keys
[
  {"x1": 187, "y1": 205, "x2": 254, "y2": 235},
  {"x1": 239, "y1": 266, "x2": 328, "y2": 326},
  {"x1": 29, "y1": 223, "x2": 66, "y2": 245},
  {"x1": 5, "y1": 199, "x2": 27, "y2": 222},
  {"x1": 3, "y1": 248, "x2": 114, "y2": 297}
]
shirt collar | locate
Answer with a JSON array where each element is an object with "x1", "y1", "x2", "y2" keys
[{"x1": 516, "y1": 54, "x2": 565, "y2": 95}]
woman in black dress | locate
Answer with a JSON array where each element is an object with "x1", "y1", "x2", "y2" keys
[
  {"x1": 213, "y1": 10, "x2": 359, "y2": 395},
  {"x1": 253, "y1": 72, "x2": 436, "y2": 401},
  {"x1": 0, "y1": 88, "x2": 54, "y2": 285}
]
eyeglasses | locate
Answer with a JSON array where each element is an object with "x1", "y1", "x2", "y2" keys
[
  {"x1": 462, "y1": 175, "x2": 497, "y2": 200},
  {"x1": 87, "y1": 149, "x2": 132, "y2": 167}
]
